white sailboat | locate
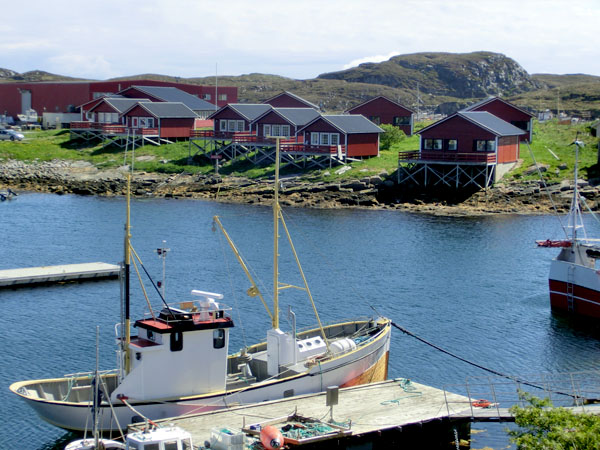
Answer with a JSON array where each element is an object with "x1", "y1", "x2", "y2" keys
[
  {"x1": 10, "y1": 140, "x2": 392, "y2": 432},
  {"x1": 537, "y1": 139, "x2": 600, "y2": 318}
]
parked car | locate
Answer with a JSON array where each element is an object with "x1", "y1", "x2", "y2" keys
[{"x1": 0, "y1": 129, "x2": 24, "y2": 141}]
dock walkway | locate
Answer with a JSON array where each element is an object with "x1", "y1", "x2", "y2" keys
[
  {"x1": 138, "y1": 379, "x2": 472, "y2": 445},
  {"x1": 0, "y1": 262, "x2": 120, "y2": 288}
]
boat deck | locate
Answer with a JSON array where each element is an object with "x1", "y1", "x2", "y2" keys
[{"x1": 131, "y1": 379, "x2": 472, "y2": 444}]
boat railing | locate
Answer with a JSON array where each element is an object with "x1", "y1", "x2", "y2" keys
[
  {"x1": 63, "y1": 368, "x2": 120, "y2": 378},
  {"x1": 147, "y1": 300, "x2": 233, "y2": 324}
]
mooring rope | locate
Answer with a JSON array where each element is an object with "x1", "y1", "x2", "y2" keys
[{"x1": 391, "y1": 322, "x2": 577, "y2": 398}]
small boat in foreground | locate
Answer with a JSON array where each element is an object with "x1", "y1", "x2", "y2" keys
[
  {"x1": 537, "y1": 139, "x2": 600, "y2": 318},
  {"x1": 11, "y1": 141, "x2": 392, "y2": 432}
]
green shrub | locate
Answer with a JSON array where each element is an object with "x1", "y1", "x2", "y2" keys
[{"x1": 379, "y1": 124, "x2": 406, "y2": 150}]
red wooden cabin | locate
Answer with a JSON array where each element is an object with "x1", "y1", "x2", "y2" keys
[
  {"x1": 298, "y1": 115, "x2": 383, "y2": 157},
  {"x1": 253, "y1": 108, "x2": 321, "y2": 141},
  {"x1": 346, "y1": 96, "x2": 414, "y2": 136},
  {"x1": 416, "y1": 111, "x2": 525, "y2": 163},
  {"x1": 86, "y1": 98, "x2": 148, "y2": 124},
  {"x1": 462, "y1": 97, "x2": 534, "y2": 142},
  {"x1": 207, "y1": 104, "x2": 272, "y2": 136},
  {"x1": 120, "y1": 102, "x2": 198, "y2": 138}
]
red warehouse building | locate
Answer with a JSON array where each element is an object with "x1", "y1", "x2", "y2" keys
[
  {"x1": 462, "y1": 96, "x2": 534, "y2": 142},
  {"x1": 0, "y1": 79, "x2": 236, "y2": 123},
  {"x1": 346, "y1": 96, "x2": 414, "y2": 136}
]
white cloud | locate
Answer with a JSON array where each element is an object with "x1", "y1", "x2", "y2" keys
[{"x1": 342, "y1": 52, "x2": 401, "y2": 71}]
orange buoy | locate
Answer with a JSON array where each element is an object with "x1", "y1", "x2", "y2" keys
[
  {"x1": 472, "y1": 399, "x2": 492, "y2": 408},
  {"x1": 260, "y1": 425, "x2": 284, "y2": 449}
]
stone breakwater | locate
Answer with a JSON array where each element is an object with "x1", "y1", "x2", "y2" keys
[{"x1": 1, "y1": 159, "x2": 599, "y2": 216}]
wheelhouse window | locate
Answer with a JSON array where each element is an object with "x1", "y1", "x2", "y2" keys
[
  {"x1": 475, "y1": 140, "x2": 496, "y2": 151},
  {"x1": 213, "y1": 329, "x2": 225, "y2": 349},
  {"x1": 447, "y1": 139, "x2": 457, "y2": 151}
]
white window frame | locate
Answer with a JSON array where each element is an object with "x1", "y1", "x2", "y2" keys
[
  {"x1": 330, "y1": 133, "x2": 339, "y2": 146},
  {"x1": 281, "y1": 125, "x2": 290, "y2": 137},
  {"x1": 320, "y1": 133, "x2": 329, "y2": 146},
  {"x1": 131, "y1": 117, "x2": 139, "y2": 128},
  {"x1": 310, "y1": 132, "x2": 319, "y2": 145},
  {"x1": 272, "y1": 124, "x2": 281, "y2": 137},
  {"x1": 219, "y1": 120, "x2": 227, "y2": 132},
  {"x1": 263, "y1": 124, "x2": 271, "y2": 136},
  {"x1": 218, "y1": 94, "x2": 227, "y2": 101},
  {"x1": 236, "y1": 120, "x2": 245, "y2": 132},
  {"x1": 228, "y1": 120, "x2": 236, "y2": 132},
  {"x1": 447, "y1": 139, "x2": 457, "y2": 151}
]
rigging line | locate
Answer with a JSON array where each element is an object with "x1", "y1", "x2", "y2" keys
[
  {"x1": 525, "y1": 142, "x2": 567, "y2": 238},
  {"x1": 215, "y1": 222, "x2": 248, "y2": 349},
  {"x1": 579, "y1": 195, "x2": 600, "y2": 227},
  {"x1": 390, "y1": 322, "x2": 577, "y2": 398},
  {"x1": 129, "y1": 244, "x2": 174, "y2": 317},
  {"x1": 129, "y1": 252, "x2": 156, "y2": 321}
]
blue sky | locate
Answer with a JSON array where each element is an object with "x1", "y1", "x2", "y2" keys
[{"x1": 2, "y1": 0, "x2": 599, "y2": 80}]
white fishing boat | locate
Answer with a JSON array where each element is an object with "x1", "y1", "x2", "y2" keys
[
  {"x1": 537, "y1": 139, "x2": 600, "y2": 318},
  {"x1": 10, "y1": 140, "x2": 392, "y2": 431}
]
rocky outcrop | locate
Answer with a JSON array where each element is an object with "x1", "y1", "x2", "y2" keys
[
  {"x1": 318, "y1": 51, "x2": 541, "y2": 99},
  {"x1": 1, "y1": 159, "x2": 599, "y2": 216}
]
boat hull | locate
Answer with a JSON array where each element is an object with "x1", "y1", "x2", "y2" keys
[
  {"x1": 549, "y1": 259, "x2": 600, "y2": 318},
  {"x1": 11, "y1": 319, "x2": 391, "y2": 431}
]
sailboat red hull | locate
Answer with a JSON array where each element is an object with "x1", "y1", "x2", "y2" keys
[{"x1": 549, "y1": 278, "x2": 600, "y2": 318}]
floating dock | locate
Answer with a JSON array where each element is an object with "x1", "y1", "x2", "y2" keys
[
  {"x1": 0, "y1": 262, "x2": 120, "y2": 288},
  {"x1": 133, "y1": 379, "x2": 475, "y2": 448}
]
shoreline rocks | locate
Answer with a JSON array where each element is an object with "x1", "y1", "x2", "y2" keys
[{"x1": 0, "y1": 159, "x2": 596, "y2": 216}]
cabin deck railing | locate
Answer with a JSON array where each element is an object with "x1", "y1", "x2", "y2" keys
[{"x1": 399, "y1": 150, "x2": 496, "y2": 163}]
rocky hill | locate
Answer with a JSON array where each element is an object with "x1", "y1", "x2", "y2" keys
[
  {"x1": 317, "y1": 51, "x2": 541, "y2": 99},
  {"x1": 2, "y1": 51, "x2": 600, "y2": 116}
]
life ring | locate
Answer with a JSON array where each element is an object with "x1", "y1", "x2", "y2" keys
[{"x1": 472, "y1": 399, "x2": 492, "y2": 408}]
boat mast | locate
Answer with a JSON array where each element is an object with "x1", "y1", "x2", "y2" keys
[
  {"x1": 124, "y1": 174, "x2": 131, "y2": 374},
  {"x1": 273, "y1": 137, "x2": 281, "y2": 329}
]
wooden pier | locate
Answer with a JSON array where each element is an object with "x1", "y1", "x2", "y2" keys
[
  {"x1": 134, "y1": 379, "x2": 476, "y2": 448},
  {"x1": 0, "y1": 262, "x2": 120, "y2": 288}
]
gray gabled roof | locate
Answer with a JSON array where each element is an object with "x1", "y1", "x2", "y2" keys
[
  {"x1": 462, "y1": 96, "x2": 534, "y2": 118},
  {"x1": 131, "y1": 86, "x2": 216, "y2": 111},
  {"x1": 208, "y1": 103, "x2": 272, "y2": 121},
  {"x1": 262, "y1": 91, "x2": 320, "y2": 110},
  {"x1": 458, "y1": 111, "x2": 526, "y2": 136},
  {"x1": 126, "y1": 102, "x2": 198, "y2": 119},
  {"x1": 100, "y1": 98, "x2": 149, "y2": 113},
  {"x1": 345, "y1": 95, "x2": 415, "y2": 114},
  {"x1": 254, "y1": 107, "x2": 321, "y2": 127},
  {"x1": 418, "y1": 111, "x2": 526, "y2": 136},
  {"x1": 319, "y1": 115, "x2": 384, "y2": 134}
]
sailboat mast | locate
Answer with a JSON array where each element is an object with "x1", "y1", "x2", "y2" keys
[
  {"x1": 124, "y1": 174, "x2": 131, "y2": 373},
  {"x1": 272, "y1": 137, "x2": 280, "y2": 329}
]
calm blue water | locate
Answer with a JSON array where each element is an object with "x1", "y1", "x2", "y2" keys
[{"x1": 2, "y1": 193, "x2": 600, "y2": 450}]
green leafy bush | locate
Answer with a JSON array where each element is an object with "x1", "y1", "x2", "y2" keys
[{"x1": 379, "y1": 124, "x2": 406, "y2": 150}]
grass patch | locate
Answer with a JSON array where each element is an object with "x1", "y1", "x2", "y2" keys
[{"x1": 1, "y1": 122, "x2": 598, "y2": 186}]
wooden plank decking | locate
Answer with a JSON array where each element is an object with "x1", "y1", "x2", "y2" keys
[
  {"x1": 135, "y1": 379, "x2": 472, "y2": 445},
  {"x1": 0, "y1": 262, "x2": 120, "y2": 288}
]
